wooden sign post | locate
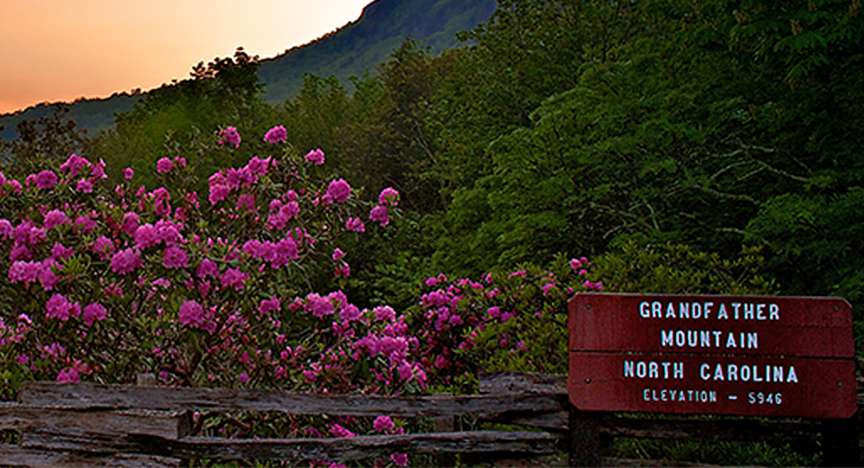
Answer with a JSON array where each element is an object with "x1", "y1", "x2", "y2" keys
[{"x1": 567, "y1": 293, "x2": 858, "y2": 465}]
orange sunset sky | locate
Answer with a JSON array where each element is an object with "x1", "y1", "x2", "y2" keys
[{"x1": 0, "y1": 0, "x2": 375, "y2": 114}]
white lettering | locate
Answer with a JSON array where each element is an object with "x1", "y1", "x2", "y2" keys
[{"x1": 639, "y1": 301, "x2": 650, "y2": 318}]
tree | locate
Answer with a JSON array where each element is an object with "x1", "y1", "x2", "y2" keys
[{"x1": 1, "y1": 107, "x2": 90, "y2": 178}]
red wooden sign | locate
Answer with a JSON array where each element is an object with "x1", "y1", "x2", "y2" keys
[{"x1": 568, "y1": 293, "x2": 857, "y2": 419}]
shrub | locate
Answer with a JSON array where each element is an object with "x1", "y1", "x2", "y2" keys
[{"x1": 0, "y1": 126, "x2": 414, "y2": 397}]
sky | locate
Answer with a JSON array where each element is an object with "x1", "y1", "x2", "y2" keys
[{"x1": 0, "y1": 0, "x2": 374, "y2": 114}]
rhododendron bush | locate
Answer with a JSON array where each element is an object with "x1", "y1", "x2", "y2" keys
[
  {"x1": 0, "y1": 126, "x2": 410, "y2": 395},
  {"x1": 0, "y1": 125, "x2": 604, "y2": 465},
  {"x1": 409, "y1": 255, "x2": 603, "y2": 389}
]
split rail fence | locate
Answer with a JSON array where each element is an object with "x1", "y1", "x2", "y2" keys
[{"x1": 0, "y1": 372, "x2": 861, "y2": 466}]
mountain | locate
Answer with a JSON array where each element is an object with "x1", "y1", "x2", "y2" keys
[
  {"x1": 0, "y1": 0, "x2": 497, "y2": 141},
  {"x1": 259, "y1": 0, "x2": 497, "y2": 103},
  {"x1": 0, "y1": 93, "x2": 141, "y2": 141}
]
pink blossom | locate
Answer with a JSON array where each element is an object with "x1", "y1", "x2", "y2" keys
[
  {"x1": 8, "y1": 261, "x2": 42, "y2": 284},
  {"x1": 344, "y1": 217, "x2": 365, "y2": 233},
  {"x1": 75, "y1": 178, "x2": 94, "y2": 193},
  {"x1": 325, "y1": 179, "x2": 351, "y2": 203},
  {"x1": 220, "y1": 268, "x2": 248, "y2": 290},
  {"x1": 329, "y1": 423, "x2": 356, "y2": 438},
  {"x1": 331, "y1": 248, "x2": 345, "y2": 261},
  {"x1": 110, "y1": 248, "x2": 142, "y2": 275},
  {"x1": 60, "y1": 154, "x2": 90, "y2": 176},
  {"x1": 151, "y1": 187, "x2": 172, "y2": 217},
  {"x1": 123, "y1": 167, "x2": 135, "y2": 181},
  {"x1": 369, "y1": 205, "x2": 389, "y2": 226},
  {"x1": 6, "y1": 179, "x2": 22, "y2": 193},
  {"x1": 83, "y1": 303, "x2": 107, "y2": 327},
  {"x1": 397, "y1": 361, "x2": 413, "y2": 381},
  {"x1": 378, "y1": 187, "x2": 400, "y2": 206},
  {"x1": 91, "y1": 159, "x2": 107, "y2": 179},
  {"x1": 236, "y1": 193, "x2": 256, "y2": 212},
  {"x1": 134, "y1": 224, "x2": 159, "y2": 249},
  {"x1": 0, "y1": 219, "x2": 12, "y2": 238},
  {"x1": 163, "y1": 246, "x2": 189, "y2": 269},
  {"x1": 263, "y1": 125, "x2": 288, "y2": 144},
  {"x1": 238, "y1": 372, "x2": 250, "y2": 384},
  {"x1": 267, "y1": 201, "x2": 300, "y2": 230},
  {"x1": 178, "y1": 300, "x2": 209, "y2": 330},
  {"x1": 156, "y1": 157, "x2": 175, "y2": 174},
  {"x1": 34, "y1": 170, "x2": 58, "y2": 190},
  {"x1": 155, "y1": 220, "x2": 182, "y2": 244},
  {"x1": 43, "y1": 210, "x2": 70, "y2": 230},
  {"x1": 305, "y1": 148, "x2": 325, "y2": 165},
  {"x1": 72, "y1": 215, "x2": 95, "y2": 233},
  {"x1": 243, "y1": 239, "x2": 276, "y2": 262},
  {"x1": 56, "y1": 367, "x2": 80, "y2": 383},
  {"x1": 10, "y1": 244, "x2": 31, "y2": 262},
  {"x1": 335, "y1": 262, "x2": 351, "y2": 278},
  {"x1": 122, "y1": 212, "x2": 140, "y2": 236},
  {"x1": 38, "y1": 262, "x2": 59, "y2": 291},
  {"x1": 273, "y1": 237, "x2": 299, "y2": 267},
  {"x1": 208, "y1": 184, "x2": 231, "y2": 206},
  {"x1": 258, "y1": 297, "x2": 281, "y2": 315},
  {"x1": 373, "y1": 416, "x2": 394, "y2": 433},
  {"x1": 305, "y1": 293, "x2": 334, "y2": 318},
  {"x1": 51, "y1": 243, "x2": 74, "y2": 260},
  {"x1": 542, "y1": 282, "x2": 557, "y2": 296},
  {"x1": 196, "y1": 258, "x2": 219, "y2": 279},
  {"x1": 45, "y1": 294, "x2": 80, "y2": 321},
  {"x1": 340, "y1": 303, "x2": 362, "y2": 323},
  {"x1": 390, "y1": 453, "x2": 409, "y2": 467},
  {"x1": 217, "y1": 126, "x2": 241, "y2": 148},
  {"x1": 373, "y1": 305, "x2": 395, "y2": 322}
]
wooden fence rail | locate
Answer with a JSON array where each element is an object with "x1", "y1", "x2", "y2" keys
[{"x1": 0, "y1": 372, "x2": 861, "y2": 466}]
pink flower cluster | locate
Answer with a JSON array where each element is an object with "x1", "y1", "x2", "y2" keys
[
  {"x1": 208, "y1": 156, "x2": 273, "y2": 205},
  {"x1": 217, "y1": 126, "x2": 242, "y2": 148},
  {"x1": 264, "y1": 125, "x2": 288, "y2": 144},
  {"x1": 0, "y1": 125, "x2": 605, "y2": 454},
  {"x1": 45, "y1": 294, "x2": 81, "y2": 321},
  {"x1": 178, "y1": 300, "x2": 216, "y2": 333},
  {"x1": 266, "y1": 196, "x2": 300, "y2": 231},
  {"x1": 324, "y1": 179, "x2": 352, "y2": 204},
  {"x1": 156, "y1": 156, "x2": 187, "y2": 175},
  {"x1": 367, "y1": 187, "x2": 399, "y2": 227},
  {"x1": 242, "y1": 237, "x2": 300, "y2": 268},
  {"x1": 305, "y1": 148, "x2": 325, "y2": 166},
  {"x1": 412, "y1": 258, "x2": 602, "y2": 379}
]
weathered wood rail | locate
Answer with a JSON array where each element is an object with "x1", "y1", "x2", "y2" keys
[{"x1": 0, "y1": 372, "x2": 861, "y2": 466}]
